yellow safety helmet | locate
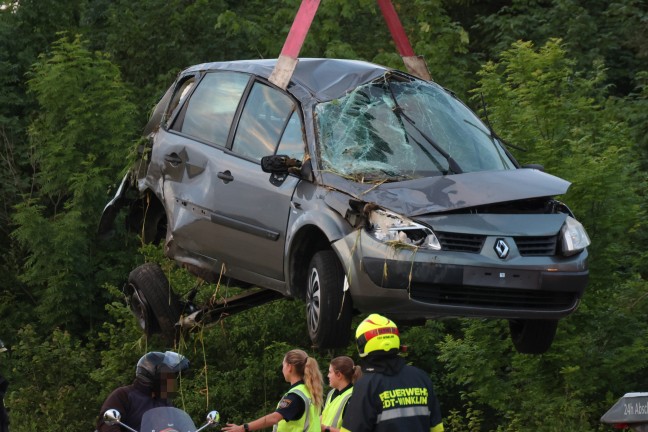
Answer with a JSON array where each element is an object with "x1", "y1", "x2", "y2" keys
[{"x1": 355, "y1": 313, "x2": 400, "y2": 357}]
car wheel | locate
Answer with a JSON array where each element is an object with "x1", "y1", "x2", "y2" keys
[
  {"x1": 508, "y1": 319, "x2": 558, "y2": 354},
  {"x1": 129, "y1": 285, "x2": 159, "y2": 336},
  {"x1": 306, "y1": 250, "x2": 352, "y2": 349},
  {"x1": 128, "y1": 263, "x2": 183, "y2": 345}
]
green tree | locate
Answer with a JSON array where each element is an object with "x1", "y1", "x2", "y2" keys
[
  {"x1": 0, "y1": 0, "x2": 89, "y2": 338},
  {"x1": 94, "y1": 0, "x2": 230, "y2": 120},
  {"x1": 11, "y1": 34, "x2": 139, "y2": 335},
  {"x1": 5, "y1": 326, "x2": 101, "y2": 432},
  {"x1": 469, "y1": 0, "x2": 648, "y2": 96}
]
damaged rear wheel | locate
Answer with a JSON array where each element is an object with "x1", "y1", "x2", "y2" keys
[
  {"x1": 306, "y1": 250, "x2": 352, "y2": 349},
  {"x1": 508, "y1": 319, "x2": 558, "y2": 354},
  {"x1": 127, "y1": 263, "x2": 183, "y2": 345}
]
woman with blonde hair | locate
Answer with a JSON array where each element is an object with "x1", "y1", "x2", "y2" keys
[
  {"x1": 320, "y1": 356, "x2": 361, "y2": 432},
  {"x1": 223, "y1": 349, "x2": 323, "y2": 432}
]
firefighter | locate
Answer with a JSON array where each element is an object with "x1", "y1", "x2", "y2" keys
[
  {"x1": 222, "y1": 349, "x2": 323, "y2": 432},
  {"x1": 320, "y1": 356, "x2": 361, "y2": 432},
  {"x1": 341, "y1": 314, "x2": 444, "y2": 432}
]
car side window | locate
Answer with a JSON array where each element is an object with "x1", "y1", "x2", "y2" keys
[
  {"x1": 173, "y1": 72, "x2": 250, "y2": 146},
  {"x1": 276, "y1": 111, "x2": 305, "y2": 161},
  {"x1": 163, "y1": 76, "x2": 196, "y2": 129},
  {"x1": 232, "y1": 82, "x2": 296, "y2": 161}
]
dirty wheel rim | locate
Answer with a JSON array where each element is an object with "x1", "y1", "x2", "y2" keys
[{"x1": 307, "y1": 267, "x2": 321, "y2": 335}]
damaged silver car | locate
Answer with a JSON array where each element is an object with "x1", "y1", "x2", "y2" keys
[{"x1": 100, "y1": 58, "x2": 590, "y2": 354}]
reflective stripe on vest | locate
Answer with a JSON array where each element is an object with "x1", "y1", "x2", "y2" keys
[
  {"x1": 273, "y1": 384, "x2": 320, "y2": 432},
  {"x1": 321, "y1": 387, "x2": 353, "y2": 428},
  {"x1": 376, "y1": 405, "x2": 431, "y2": 423}
]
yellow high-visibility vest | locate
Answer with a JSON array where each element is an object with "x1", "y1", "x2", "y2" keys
[
  {"x1": 273, "y1": 383, "x2": 321, "y2": 432},
  {"x1": 321, "y1": 387, "x2": 353, "y2": 429}
]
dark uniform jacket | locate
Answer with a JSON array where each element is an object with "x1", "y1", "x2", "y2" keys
[
  {"x1": 0, "y1": 374, "x2": 8, "y2": 432},
  {"x1": 341, "y1": 353, "x2": 443, "y2": 432},
  {"x1": 97, "y1": 379, "x2": 172, "y2": 432}
]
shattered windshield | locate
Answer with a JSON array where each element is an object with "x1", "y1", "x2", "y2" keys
[{"x1": 315, "y1": 75, "x2": 515, "y2": 180}]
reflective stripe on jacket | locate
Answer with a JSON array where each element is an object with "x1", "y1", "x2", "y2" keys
[{"x1": 340, "y1": 356, "x2": 443, "y2": 432}]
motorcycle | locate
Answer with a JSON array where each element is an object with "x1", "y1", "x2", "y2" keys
[{"x1": 103, "y1": 406, "x2": 220, "y2": 432}]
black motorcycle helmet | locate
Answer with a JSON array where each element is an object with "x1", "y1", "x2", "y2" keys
[{"x1": 135, "y1": 351, "x2": 189, "y2": 386}]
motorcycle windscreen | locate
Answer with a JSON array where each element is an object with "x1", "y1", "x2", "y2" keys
[{"x1": 140, "y1": 407, "x2": 197, "y2": 432}]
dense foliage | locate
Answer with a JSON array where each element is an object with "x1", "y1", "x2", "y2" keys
[{"x1": 0, "y1": 1, "x2": 646, "y2": 431}]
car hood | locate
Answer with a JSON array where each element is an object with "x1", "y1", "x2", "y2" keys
[{"x1": 321, "y1": 168, "x2": 570, "y2": 217}]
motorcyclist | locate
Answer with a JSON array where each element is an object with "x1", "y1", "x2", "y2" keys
[
  {"x1": 96, "y1": 351, "x2": 189, "y2": 432},
  {"x1": 0, "y1": 340, "x2": 8, "y2": 432}
]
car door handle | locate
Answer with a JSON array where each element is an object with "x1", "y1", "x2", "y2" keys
[
  {"x1": 164, "y1": 153, "x2": 183, "y2": 166},
  {"x1": 217, "y1": 170, "x2": 234, "y2": 184}
]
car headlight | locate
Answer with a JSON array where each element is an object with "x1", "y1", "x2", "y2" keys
[
  {"x1": 367, "y1": 209, "x2": 441, "y2": 250},
  {"x1": 560, "y1": 216, "x2": 591, "y2": 256}
]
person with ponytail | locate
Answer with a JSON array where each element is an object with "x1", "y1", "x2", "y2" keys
[
  {"x1": 320, "y1": 356, "x2": 361, "y2": 432},
  {"x1": 223, "y1": 349, "x2": 323, "y2": 432}
]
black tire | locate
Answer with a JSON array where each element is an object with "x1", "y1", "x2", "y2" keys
[
  {"x1": 129, "y1": 283, "x2": 159, "y2": 336},
  {"x1": 508, "y1": 319, "x2": 558, "y2": 354},
  {"x1": 306, "y1": 250, "x2": 352, "y2": 349},
  {"x1": 128, "y1": 263, "x2": 183, "y2": 345}
]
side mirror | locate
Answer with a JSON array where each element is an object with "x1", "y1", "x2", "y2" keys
[
  {"x1": 261, "y1": 155, "x2": 302, "y2": 174},
  {"x1": 103, "y1": 409, "x2": 121, "y2": 425},
  {"x1": 103, "y1": 409, "x2": 139, "y2": 432},
  {"x1": 196, "y1": 410, "x2": 220, "y2": 432},
  {"x1": 261, "y1": 155, "x2": 304, "y2": 186},
  {"x1": 206, "y1": 411, "x2": 220, "y2": 424}
]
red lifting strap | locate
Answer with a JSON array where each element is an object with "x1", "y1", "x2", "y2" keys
[
  {"x1": 268, "y1": 0, "x2": 430, "y2": 89},
  {"x1": 280, "y1": 0, "x2": 321, "y2": 58},
  {"x1": 377, "y1": 0, "x2": 415, "y2": 57}
]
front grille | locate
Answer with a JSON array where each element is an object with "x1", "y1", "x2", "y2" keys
[
  {"x1": 410, "y1": 284, "x2": 576, "y2": 311},
  {"x1": 514, "y1": 235, "x2": 558, "y2": 256},
  {"x1": 437, "y1": 232, "x2": 485, "y2": 253}
]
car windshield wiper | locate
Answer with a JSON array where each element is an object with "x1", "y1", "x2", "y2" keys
[
  {"x1": 384, "y1": 77, "x2": 463, "y2": 174},
  {"x1": 478, "y1": 93, "x2": 527, "y2": 153},
  {"x1": 378, "y1": 169, "x2": 415, "y2": 182},
  {"x1": 359, "y1": 169, "x2": 414, "y2": 183}
]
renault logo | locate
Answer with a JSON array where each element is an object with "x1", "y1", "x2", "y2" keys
[{"x1": 494, "y1": 238, "x2": 509, "y2": 259}]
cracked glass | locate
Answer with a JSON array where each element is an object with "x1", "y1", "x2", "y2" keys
[{"x1": 315, "y1": 75, "x2": 515, "y2": 181}]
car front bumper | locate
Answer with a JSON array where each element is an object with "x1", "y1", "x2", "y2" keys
[{"x1": 332, "y1": 229, "x2": 589, "y2": 320}]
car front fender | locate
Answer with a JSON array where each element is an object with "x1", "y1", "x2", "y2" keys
[{"x1": 98, "y1": 172, "x2": 133, "y2": 237}]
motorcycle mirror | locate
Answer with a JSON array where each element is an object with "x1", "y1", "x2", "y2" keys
[
  {"x1": 206, "y1": 411, "x2": 220, "y2": 424},
  {"x1": 195, "y1": 410, "x2": 220, "y2": 432},
  {"x1": 104, "y1": 409, "x2": 121, "y2": 425},
  {"x1": 103, "y1": 408, "x2": 139, "y2": 432}
]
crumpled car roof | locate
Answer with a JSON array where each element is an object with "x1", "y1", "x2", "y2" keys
[{"x1": 184, "y1": 58, "x2": 389, "y2": 102}]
